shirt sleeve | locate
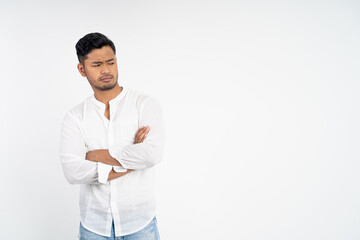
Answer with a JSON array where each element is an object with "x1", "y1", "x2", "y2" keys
[
  {"x1": 108, "y1": 97, "x2": 166, "y2": 170},
  {"x1": 113, "y1": 166, "x2": 128, "y2": 173},
  {"x1": 60, "y1": 111, "x2": 111, "y2": 184}
]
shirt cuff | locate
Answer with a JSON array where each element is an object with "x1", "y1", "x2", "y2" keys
[
  {"x1": 97, "y1": 162, "x2": 112, "y2": 184},
  {"x1": 108, "y1": 144, "x2": 128, "y2": 169}
]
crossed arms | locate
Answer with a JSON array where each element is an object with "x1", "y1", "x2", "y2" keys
[
  {"x1": 86, "y1": 126, "x2": 150, "y2": 181},
  {"x1": 60, "y1": 97, "x2": 165, "y2": 185}
]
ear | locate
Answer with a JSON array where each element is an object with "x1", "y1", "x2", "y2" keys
[{"x1": 77, "y1": 63, "x2": 86, "y2": 77}]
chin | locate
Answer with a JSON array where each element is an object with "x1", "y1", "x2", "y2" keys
[{"x1": 97, "y1": 83, "x2": 117, "y2": 91}]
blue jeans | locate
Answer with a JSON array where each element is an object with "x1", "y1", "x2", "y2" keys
[{"x1": 79, "y1": 217, "x2": 160, "y2": 240}]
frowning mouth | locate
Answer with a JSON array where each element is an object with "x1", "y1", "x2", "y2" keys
[{"x1": 100, "y1": 76, "x2": 113, "y2": 82}]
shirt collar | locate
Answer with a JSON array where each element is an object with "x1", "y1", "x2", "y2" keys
[{"x1": 91, "y1": 86, "x2": 128, "y2": 108}]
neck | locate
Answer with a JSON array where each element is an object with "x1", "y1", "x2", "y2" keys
[{"x1": 93, "y1": 84, "x2": 123, "y2": 104}]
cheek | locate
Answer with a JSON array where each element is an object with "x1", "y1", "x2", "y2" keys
[
  {"x1": 111, "y1": 65, "x2": 118, "y2": 73},
  {"x1": 86, "y1": 70, "x2": 100, "y2": 79}
]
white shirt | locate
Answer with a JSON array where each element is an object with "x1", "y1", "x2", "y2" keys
[{"x1": 59, "y1": 87, "x2": 165, "y2": 237}]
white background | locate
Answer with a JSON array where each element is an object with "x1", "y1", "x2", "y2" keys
[{"x1": 1, "y1": 0, "x2": 360, "y2": 239}]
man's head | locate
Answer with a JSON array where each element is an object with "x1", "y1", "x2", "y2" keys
[
  {"x1": 76, "y1": 33, "x2": 119, "y2": 91},
  {"x1": 76, "y1": 32, "x2": 116, "y2": 64}
]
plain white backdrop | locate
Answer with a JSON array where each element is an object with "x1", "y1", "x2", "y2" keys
[{"x1": 1, "y1": 0, "x2": 360, "y2": 239}]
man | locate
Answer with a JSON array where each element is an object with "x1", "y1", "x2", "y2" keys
[{"x1": 60, "y1": 32, "x2": 165, "y2": 240}]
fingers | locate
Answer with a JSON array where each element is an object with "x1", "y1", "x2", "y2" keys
[
  {"x1": 138, "y1": 126, "x2": 150, "y2": 142},
  {"x1": 137, "y1": 126, "x2": 150, "y2": 143},
  {"x1": 134, "y1": 127, "x2": 145, "y2": 144},
  {"x1": 134, "y1": 126, "x2": 150, "y2": 144}
]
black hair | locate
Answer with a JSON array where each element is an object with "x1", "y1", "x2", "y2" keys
[{"x1": 75, "y1": 32, "x2": 116, "y2": 63}]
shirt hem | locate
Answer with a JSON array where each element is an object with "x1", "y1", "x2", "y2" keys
[
  {"x1": 80, "y1": 214, "x2": 157, "y2": 237},
  {"x1": 115, "y1": 214, "x2": 157, "y2": 237},
  {"x1": 80, "y1": 220, "x2": 112, "y2": 237}
]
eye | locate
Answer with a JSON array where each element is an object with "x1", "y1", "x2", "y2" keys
[
  {"x1": 92, "y1": 64, "x2": 100, "y2": 67},
  {"x1": 108, "y1": 62, "x2": 115, "y2": 65}
]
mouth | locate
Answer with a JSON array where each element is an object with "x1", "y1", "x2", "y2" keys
[{"x1": 100, "y1": 76, "x2": 113, "y2": 82}]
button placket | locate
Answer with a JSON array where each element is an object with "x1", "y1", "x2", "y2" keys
[{"x1": 108, "y1": 103, "x2": 117, "y2": 146}]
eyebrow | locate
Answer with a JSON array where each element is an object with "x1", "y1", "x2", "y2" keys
[{"x1": 91, "y1": 58, "x2": 115, "y2": 64}]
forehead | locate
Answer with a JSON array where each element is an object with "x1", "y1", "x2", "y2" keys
[{"x1": 85, "y1": 46, "x2": 115, "y2": 62}]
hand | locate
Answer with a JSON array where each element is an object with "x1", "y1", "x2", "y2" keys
[
  {"x1": 134, "y1": 126, "x2": 150, "y2": 144},
  {"x1": 108, "y1": 169, "x2": 134, "y2": 181},
  {"x1": 86, "y1": 149, "x2": 121, "y2": 166},
  {"x1": 86, "y1": 149, "x2": 104, "y2": 162}
]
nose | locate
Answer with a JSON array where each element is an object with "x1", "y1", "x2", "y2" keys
[{"x1": 101, "y1": 65, "x2": 110, "y2": 74}]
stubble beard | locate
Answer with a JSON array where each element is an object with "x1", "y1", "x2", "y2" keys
[{"x1": 93, "y1": 76, "x2": 118, "y2": 91}]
